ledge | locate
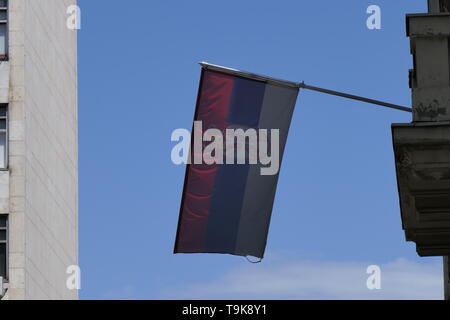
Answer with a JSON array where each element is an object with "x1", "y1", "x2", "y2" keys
[
  {"x1": 407, "y1": 13, "x2": 450, "y2": 37},
  {"x1": 392, "y1": 123, "x2": 450, "y2": 256}
]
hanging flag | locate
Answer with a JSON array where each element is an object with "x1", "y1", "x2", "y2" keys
[{"x1": 174, "y1": 63, "x2": 299, "y2": 259}]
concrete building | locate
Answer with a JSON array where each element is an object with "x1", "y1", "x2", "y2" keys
[
  {"x1": 392, "y1": 0, "x2": 450, "y2": 300},
  {"x1": 0, "y1": 0, "x2": 78, "y2": 299}
]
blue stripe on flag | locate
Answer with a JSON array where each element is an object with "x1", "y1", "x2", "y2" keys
[{"x1": 205, "y1": 78, "x2": 266, "y2": 253}]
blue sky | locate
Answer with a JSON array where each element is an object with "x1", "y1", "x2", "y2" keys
[{"x1": 78, "y1": 0, "x2": 444, "y2": 299}]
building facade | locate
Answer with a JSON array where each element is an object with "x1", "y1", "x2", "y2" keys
[
  {"x1": 392, "y1": 0, "x2": 450, "y2": 299},
  {"x1": 0, "y1": 0, "x2": 78, "y2": 299}
]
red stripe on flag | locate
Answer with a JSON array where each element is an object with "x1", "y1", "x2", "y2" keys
[{"x1": 175, "y1": 70, "x2": 234, "y2": 252}]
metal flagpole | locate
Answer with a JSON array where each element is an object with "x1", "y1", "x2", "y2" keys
[
  {"x1": 445, "y1": 257, "x2": 450, "y2": 300},
  {"x1": 298, "y1": 82, "x2": 412, "y2": 113}
]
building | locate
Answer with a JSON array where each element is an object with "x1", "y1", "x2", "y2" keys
[
  {"x1": 0, "y1": 0, "x2": 78, "y2": 299},
  {"x1": 392, "y1": 0, "x2": 450, "y2": 300}
]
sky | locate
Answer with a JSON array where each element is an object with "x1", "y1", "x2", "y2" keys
[{"x1": 77, "y1": 0, "x2": 444, "y2": 299}]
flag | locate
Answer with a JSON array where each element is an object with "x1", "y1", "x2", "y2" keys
[{"x1": 174, "y1": 63, "x2": 299, "y2": 259}]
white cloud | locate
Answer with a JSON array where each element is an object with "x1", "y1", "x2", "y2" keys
[{"x1": 160, "y1": 257, "x2": 444, "y2": 300}]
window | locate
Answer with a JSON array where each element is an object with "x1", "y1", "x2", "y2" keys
[
  {"x1": 0, "y1": 0, "x2": 6, "y2": 59},
  {"x1": 0, "y1": 215, "x2": 7, "y2": 280},
  {"x1": 441, "y1": 0, "x2": 450, "y2": 12},
  {"x1": 0, "y1": 105, "x2": 7, "y2": 169}
]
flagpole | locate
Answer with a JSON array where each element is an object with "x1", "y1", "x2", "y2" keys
[
  {"x1": 445, "y1": 256, "x2": 450, "y2": 300},
  {"x1": 298, "y1": 82, "x2": 412, "y2": 113}
]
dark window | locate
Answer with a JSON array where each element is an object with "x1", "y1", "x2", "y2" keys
[
  {"x1": 0, "y1": 0, "x2": 6, "y2": 59},
  {"x1": 0, "y1": 105, "x2": 7, "y2": 169},
  {"x1": 0, "y1": 215, "x2": 7, "y2": 280},
  {"x1": 441, "y1": 0, "x2": 450, "y2": 12}
]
